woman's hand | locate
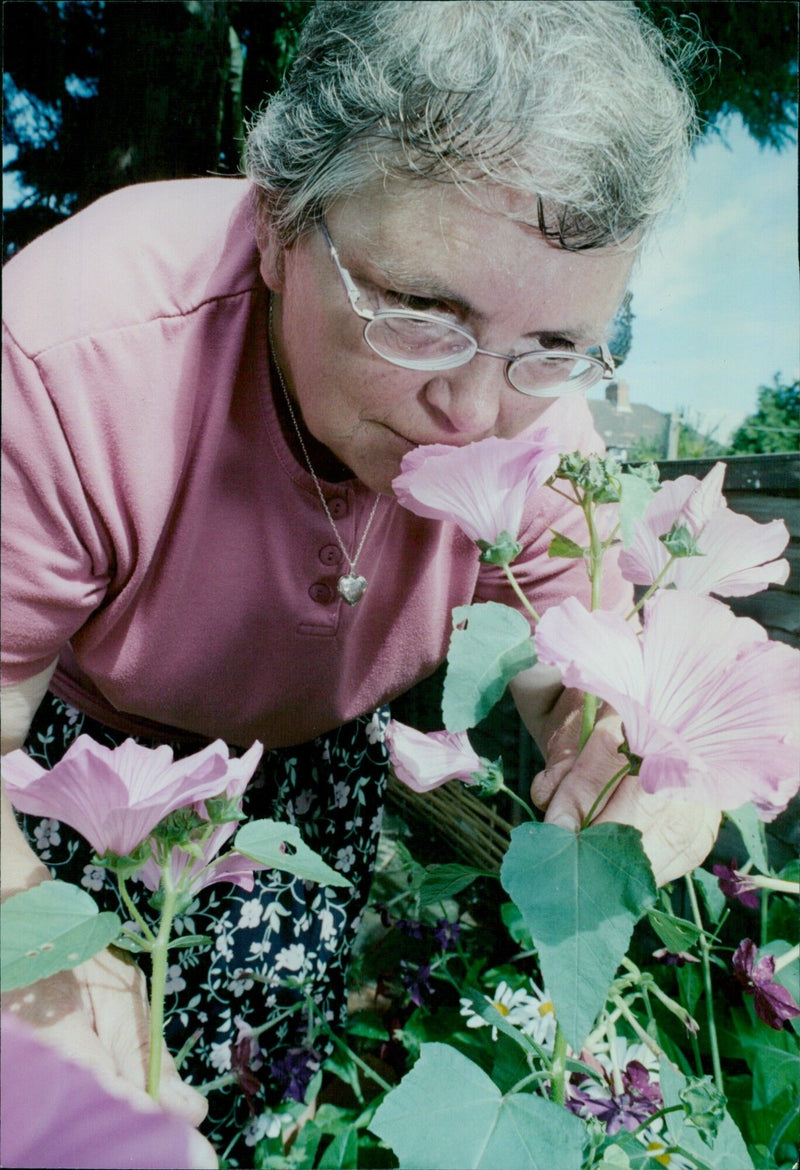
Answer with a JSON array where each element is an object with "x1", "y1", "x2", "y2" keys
[
  {"x1": 1, "y1": 944, "x2": 208, "y2": 1125},
  {"x1": 529, "y1": 695, "x2": 720, "y2": 886}
]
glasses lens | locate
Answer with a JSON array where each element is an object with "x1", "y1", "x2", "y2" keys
[
  {"x1": 507, "y1": 351, "x2": 604, "y2": 397},
  {"x1": 364, "y1": 313, "x2": 476, "y2": 370}
]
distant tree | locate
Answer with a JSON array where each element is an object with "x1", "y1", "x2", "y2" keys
[
  {"x1": 729, "y1": 376, "x2": 800, "y2": 454},
  {"x1": 629, "y1": 418, "x2": 727, "y2": 463}
]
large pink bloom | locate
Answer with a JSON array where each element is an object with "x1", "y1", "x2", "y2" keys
[
  {"x1": 0, "y1": 1012, "x2": 215, "y2": 1169},
  {"x1": 385, "y1": 719, "x2": 484, "y2": 794},
  {"x1": 534, "y1": 591, "x2": 800, "y2": 815},
  {"x1": 134, "y1": 741, "x2": 265, "y2": 896},
  {"x1": 2, "y1": 736, "x2": 263, "y2": 858},
  {"x1": 392, "y1": 429, "x2": 562, "y2": 545},
  {"x1": 619, "y1": 462, "x2": 789, "y2": 597}
]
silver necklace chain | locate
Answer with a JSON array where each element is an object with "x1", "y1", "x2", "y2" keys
[{"x1": 269, "y1": 302, "x2": 382, "y2": 604}]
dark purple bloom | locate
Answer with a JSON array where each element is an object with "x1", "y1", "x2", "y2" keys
[
  {"x1": 401, "y1": 961, "x2": 433, "y2": 1007},
  {"x1": 567, "y1": 1061, "x2": 663, "y2": 1136},
  {"x1": 433, "y1": 918, "x2": 462, "y2": 951},
  {"x1": 397, "y1": 918, "x2": 428, "y2": 940},
  {"x1": 269, "y1": 1046, "x2": 322, "y2": 1103},
  {"x1": 231, "y1": 1024, "x2": 263, "y2": 1115},
  {"x1": 732, "y1": 939, "x2": 800, "y2": 1030},
  {"x1": 713, "y1": 862, "x2": 760, "y2": 909}
]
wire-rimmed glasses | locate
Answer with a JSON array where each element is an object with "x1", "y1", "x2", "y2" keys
[{"x1": 320, "y1": 221, "x2": 615, "y2": 398}]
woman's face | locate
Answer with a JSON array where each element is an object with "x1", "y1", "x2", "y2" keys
[{"x1": 261, "y1": 182, "x2": 634, "y2": 495}]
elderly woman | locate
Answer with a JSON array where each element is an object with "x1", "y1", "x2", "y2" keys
[{"x1": 1, "y1": 0, "x2": 713, "y2": 1159}]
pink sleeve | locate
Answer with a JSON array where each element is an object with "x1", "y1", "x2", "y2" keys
[{"x1": 1, "y1": 324, "x2": 112, "y2": 684}]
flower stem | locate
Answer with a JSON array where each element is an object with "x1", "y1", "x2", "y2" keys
[
  {"x1": 578, "y1": 692, "x2": 597, "y2": 753},
  {"x1": 608, "y1": 993, "x2": 664, "y2": 1059},
  {"x1": 685, "y1": 872, "x2": 724, "y2": 1094},
  {"x1": 146, "y1": 865, "x2": 179, "y2": 1101},
  {"x1": 774, "y1": 943, "x2": 800, "y2": 974},
  {"x1": 748, "y1": 876, "x2": 800, "y2": 895},
  {"x1": 625, "y1": 555, "x2": 678, "y2": 621},
  {"x1": 502, "y1": 564, "x2": 541, "y2": 624},
  {"x1": 498, "y1": 781, "x2": 534, "y2": 821},
  {"x1": 118, "y1": 875, "x2": 157, "y2": 944},
  {"x1": 550, "y1": 1026, "x2": 568, "y2": 1106},
  {"x1": 581, "y1": 763, "x2": 631, "y2": 830}
]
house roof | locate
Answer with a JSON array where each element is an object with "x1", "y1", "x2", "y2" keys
[{"x1": 588, "y1": 397, "x2": 669, "y2": 456}]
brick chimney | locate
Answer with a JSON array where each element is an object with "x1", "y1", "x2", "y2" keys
[{"x1": 606, "y1": 378, "x2": 632, "y2": 413}]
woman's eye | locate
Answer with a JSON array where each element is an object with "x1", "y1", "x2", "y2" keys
[
  {"x1": 382, "y1": 288, "x2": 444, "y2": 314},
  {"x1": 538, "y1": 334, "x2": 577, "y2": 353}
]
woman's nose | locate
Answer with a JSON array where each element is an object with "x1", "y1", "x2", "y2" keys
[{"x1": 421, "y1": 357, "x2": 504, "y2": 439}]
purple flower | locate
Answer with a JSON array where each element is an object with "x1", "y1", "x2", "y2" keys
[
  {"x1": 0, "y1": 1012, "x2": 215, "y2": 1169},
  {"x1": 433, "y1": 919, "x2": 462, "y2": 951},
  {"x1": 732, "y1": 939, "x2": 800, "y2": 1030},
  {"x1": 2, "y1": 735, "x2": 263, "y2": 859},
  {"x1": 652, "y1": 948, "x2": 700, "y2": 968},
  {"x1": 269, "y1": 1046, "x2": 321, "y2": 1104},
  {"x1": 401, "y1": 961, "x2": 433, "y2": 1007},
  {"x1": 567, "y1": 1061, "x2": 663, "y2": 1136},
  {"x1": 713, "y1": 861, "x2": 760, "y2": 910}
]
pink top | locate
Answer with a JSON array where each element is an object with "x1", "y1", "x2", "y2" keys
[{"x1": 2, "y1": 179, "x2": 629, "y2": 750}]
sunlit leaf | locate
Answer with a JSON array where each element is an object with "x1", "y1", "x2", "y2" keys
[
  {"x1": 725, "y1": 803, "x2": 770, "y2": 874},
  {"x1": 1, "y1": 881, "x2": 122, "y2": 992},
  {"x1": 500, "y1": 822, "x2": 656, "y2": 1051},
  {"x1": 371, "y1": 1043, "x2": 585, "y2": 1169},
  {"x1": 234, "y1": 819, "x2": 352, "y2": 888},
  {"x1": 443, "y1": 602, "x2": 536, "y2": 732},
  {"x1": 618, "y1": 472, "x2": 656, "y2": 547}
]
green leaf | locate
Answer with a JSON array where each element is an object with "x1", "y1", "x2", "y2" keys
[
  {"x1": 647, "y1": 908, "x2": 703, "y2": 954},
  {"x1": 548, "y1": 531, "x2": 586, "y2": 559},
  {"x1": 0, "y1": 881, "x2": 122, "y2": 992},
  {"x1": 500, "y1": 822, "x2": 656, "y2": 1052},
  {"x1": 693, "y1": 867, "x2": 726, "y2": 925},
  {"x1": 443, "y1": 602, "x2": 536, "y2": 732},
  {"x1": 419, "y1": 863, "x2": 486, "y2": 906},
  {"x1": 661, "y1": 1061, "x2": 754, "y2": 1169},
  {"x1": 317, "y1": 1125, "x2": 360, "y2": 1170},
  {"x1": 167, "y1": 933, "x2": 212, "y2": 950},
  {"x1": 370, "y1": 1043, "x2": 585, "y2": 1170},
  {"x1": 618, "y1": 472, "x2": 656, "y2": 547},
  {"x1": 725, "y1": 803, "x2": 770, "y2": 874},
  {"x1": 234, "y1": 820, "x2": 352, "y2": 888},
  {"x1": 730, "y1": 1003, "x2": 800, "y2": 1106}
]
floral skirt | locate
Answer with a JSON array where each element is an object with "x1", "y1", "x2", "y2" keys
[{"x1": 20, "y1": 693, "x2": 390, "y2": 1165}]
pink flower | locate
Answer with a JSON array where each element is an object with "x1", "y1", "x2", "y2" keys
[
  {"x1": 2, "y1": 736, "x2": 264, "y2": 859},
  {"x1": 385, "y1": 719, "x2": 485, "y2": 794},
  {"x1": 134, "y1": 741, "x2": 265, "y2": 896},
  {"x1": 713, "y1": 861, "x2": 760, "y2": 909},
  {"x1": 534, "y1": 591, "x2": 800, "y2": 814},
  {"x1": 732, "y1": 939, "x2": 800, "y2": 1030},
  {"x1": 392, "y1": 429, "x2": 561, "y2": 546},
  {"x1": 0, "y1": 1012, "x2": 216, "y2": 1169},
  {"x1": 619, "y1": 462, "x2": 790, "y2": 597}
]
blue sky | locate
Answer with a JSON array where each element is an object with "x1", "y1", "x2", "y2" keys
[{"x1": 587, "y1": 115, "x2": 799, "y2": 443}]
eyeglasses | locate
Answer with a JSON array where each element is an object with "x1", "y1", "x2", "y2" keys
[{"x1": 320, "y1": 221, "x2": 615, "y2": 398}]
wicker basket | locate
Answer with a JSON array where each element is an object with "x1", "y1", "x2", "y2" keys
[{"x1": 386, "y1": 774, "x2": 515, "y2": 872}]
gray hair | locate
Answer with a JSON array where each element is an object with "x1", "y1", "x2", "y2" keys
[{"x1": 245, "y1": 0, "x2": 702, "y2": 250}]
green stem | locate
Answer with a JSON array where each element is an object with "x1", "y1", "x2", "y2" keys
[
  {"x1": 118, "y1": 875, "x2": 157, "y2": 943},
  {"x1": 578, "y1": 692, "x2": 598, "y2": 752},
  {"x1": 498, "y1": 781, "x2": 534, "y2": 821},
  {"x1": 685, "y1": 873, "x2": 724, "y2": 1094},
  {"x1": 502, "y1": 564, "x2": 541, "y2": 624},
  {"x1": 146, "y1": 865, "x2": 179, "y2": 1101},
  {"x1": 608, "y1": 994, "x2": 664, "y2": 1059},
  {"x1": 550, "y1": 1026, "x2": 568, "y2": 1106},
  {"x1": 307, "y1": 995, "x2": 394, "y2": 1095},
  {"x1": 774, "y1": 943, "x2": 800, "y2": 973},
  {"x1": 581, "y1": 763, "x2": 631, "y2": 829},
  {"x1": 748, "y1": 876, "x2": 800, "y2": 894},
  {"x1": 625, "y1": 555, "x2": 678, "y2": 621}
]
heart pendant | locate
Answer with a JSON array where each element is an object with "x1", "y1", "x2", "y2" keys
[{"x1": 337, "y1": 573, "x2": 367, "y2": 605}]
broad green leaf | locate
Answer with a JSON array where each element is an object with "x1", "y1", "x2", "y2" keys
[
  {"x1": 317, "y1": 1126, "x2": 360, "y2": 1170},
  {"x1": 1, "y1": 880, "x2": 122, "y2": 992},
  {"x1": 500, "y1": 822, "x2": 656, "y2": 1052},
  {"x1": 661, "y1": 1061, "x2": 754, "y2": 1169},
  {"x1": 443, "y1": 602, "x2": 536, "y2": 732},
  {"x1": 370, "y1": 1043, "x2": 585, "y2": 1170},
  {"x1": 234, "y1": 820, "x2": 352, "y2": 888},
  {"x1": 419, "y1": 862, "x2": 486, "y2": 906},
  {"x1": 647, "y1": 908, "x2": 703, "y2": 954},
  {"x1": 730, "y1": 1003, "x2": 800, "y2": 1106},
  {"x1": 725, "y1": 803, "x2": 769, "y2": 873},
  {"x1": 618, "y1": 472, "x2": 656, "y2": 547}
]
